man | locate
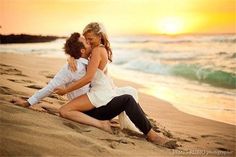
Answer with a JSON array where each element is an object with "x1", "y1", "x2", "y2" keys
[{"x1": 13, "y1": 32, "x2": 91, "y2": 107}]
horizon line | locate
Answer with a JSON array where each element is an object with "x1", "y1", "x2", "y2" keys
[{"x1": 1, "y1": 32, "x2": 235, "y2": 37}]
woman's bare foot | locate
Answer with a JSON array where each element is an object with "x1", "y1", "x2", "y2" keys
[
  {"x1": 100, "y1": 120, "x2": 113, "y2": 134},
  {"x1": 11, "y1": 97, "x2": 30, "y2": 107},
  {"x1": 146, "y1": 129, "x2": 178, "y2": 149}
]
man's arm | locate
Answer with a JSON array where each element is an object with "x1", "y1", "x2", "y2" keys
[
  {"x1": 54, "y1": 48, "x2": 102, "y2": 95},
  {"x1": 27, "y1": 64, "x2": 73, "y2": 106}
]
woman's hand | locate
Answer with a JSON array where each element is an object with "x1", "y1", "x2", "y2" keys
[
  {"x1": 54, "y1": 87, "x2": 67, "y2": 95},
  {"x1": 67, "y1": 56, "x2": 77, "y2": 72}
]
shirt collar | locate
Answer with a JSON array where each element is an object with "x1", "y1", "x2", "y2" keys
[{"x1": 78, "y1": 58, "x2": 89, "y2": 65}]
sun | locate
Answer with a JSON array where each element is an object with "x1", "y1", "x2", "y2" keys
[{"x1": 157, "y1": 16, "x2": 184, "y2": 35}]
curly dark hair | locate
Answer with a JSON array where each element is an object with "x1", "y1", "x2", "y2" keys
[{"x1": 64, "y1": 32, "x2": 85, "y2": 59}]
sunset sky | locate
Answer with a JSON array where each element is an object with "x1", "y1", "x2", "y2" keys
[{"x1": 1, "y1": 0, "x2": 235, "y2": 36}]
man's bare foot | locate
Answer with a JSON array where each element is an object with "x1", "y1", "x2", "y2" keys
[
  {"x1": 146, "y1": 129, "x2": 178, "y2": 149},
  {"x1": 147, "y1": 131, "x2": 168, "y2": 145},
  {"x1": 11, "y1": 97, "x2": 30, "y2": 107},
  {"x1": 100, "y1": 120, "x2": 113, "y2": 134}
]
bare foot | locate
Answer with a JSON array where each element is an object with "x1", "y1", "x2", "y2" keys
[
  {"x1": 11, "y1": 97, "x2": 30, "y2": 107},
  {"x1": 148, "y1": 135, "x2": 178, "y2": 149},
  {"x1": 100, "y1": 120, "x2": 113, "y2": 134},
  {"x1": 146, "y1": 129, "x2": 178, "y2": 149},
  {"x1": 147, "y1": 133, "x2": 168, "y2": 145}
]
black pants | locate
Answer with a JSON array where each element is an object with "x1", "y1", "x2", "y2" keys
[{"x1": 84, "y1": 94, "x2": 152, "y2": 135}]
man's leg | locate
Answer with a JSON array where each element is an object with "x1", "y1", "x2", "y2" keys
[
  {"x1": 84, "y1": 94, "x2": 152, "y2": 135},
  {"x1": 85, "y1": 94, "x2": 178, "y2": 149}
]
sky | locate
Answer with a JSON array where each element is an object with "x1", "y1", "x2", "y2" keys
[{"x1": 1, "y1": 0, "x2": 235, "y2": 36}]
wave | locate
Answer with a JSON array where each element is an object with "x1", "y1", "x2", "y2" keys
[
  {"x1": 212, "y1": 38, "x2": 236, "y2": 43},
  {"x1": 122, "y1": 60, "x2": 236, "y2": 89},
  {"x1": 170, "y1": 64, "x2": 236, "y2": 89}
]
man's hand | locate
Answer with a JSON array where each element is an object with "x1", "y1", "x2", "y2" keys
[
  {"x1": 11, "y1": 97, "x2": 30, "y2": 107},
  {"x1": 67, "y1": 56, "x2": 77, "y2": 72},
  {"x1": 54, "y1": 87, "x2": 66, "y2": 95}
]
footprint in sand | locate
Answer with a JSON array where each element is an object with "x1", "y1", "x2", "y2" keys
[
  {"x1": 0, "y1": 86, "x2": 26, "y2": 96},
  {"x1": 0, "y1": 64, "x2": 27, "y2": 76},
  {"x1": 200, "y1": 135, "x2": 233, "y2": 153},
  {"x1": 0, "y1": 64, "x2": 11, "y2": 67},
  {"x1": 215, "y1": 141, "x2": 224, "y2": 145},
  {"x1": 214, "y1": 142, "x2": 233, "y2": 154},
  {"x1": 162, "y1": 130, "x2": 173, "y2": 138},
  {"x1": 63, "y1": 122, "x2": 91, "y2": 133},
  {"x1": 48, "y1": 93, "x2": 67, "y2": 101},
  {"x1": 39, "y1": 71, "x2": 55, "y2": 79},
  {"x1": 7, "y1": 79, "x2": 34, "y2": 84},
  {"x1": 42, "y1": 106, "x2": 59, "y2": 116},
  {"x1": 25, "y1": 85, "x2": 43, "y2": 90},
  {"x1": 189, "y1": 136, "x2": 198, "y2": 141},
  {"x1": 122, "y1": 129, "x2": 145, "y2": 139},
  {"x1": 100, "y1": 138, "x2": 135, "y2": 144},
  {"x1": 216, "y1": 147, "x2": 231, "y2": 152},
  {"x1": 201, "y1": 134, "x2": 217, "y2": 138},
  {"x1": 175, "y1": 137, "x2": 192, "y2": 143},
  {"x1": 100, "y1": 138, "x2": 135, "y2": 149}
]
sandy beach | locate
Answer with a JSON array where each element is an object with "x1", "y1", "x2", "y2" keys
[{"x1": 0, "y1": 53, "x2": 235, "y2": 157}]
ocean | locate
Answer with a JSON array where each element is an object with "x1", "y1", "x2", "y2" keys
[{"x1": 1, "y1": 34, "x2": 235, "y2": 125}]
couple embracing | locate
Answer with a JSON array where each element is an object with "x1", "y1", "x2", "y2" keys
[{"x1": 13, "y1": 22, "x2": 177, "y2": 149}]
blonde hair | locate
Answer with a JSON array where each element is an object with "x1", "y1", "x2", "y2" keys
[{"x1": 83, "y1": 22, "x2": 112, "y2": 62}]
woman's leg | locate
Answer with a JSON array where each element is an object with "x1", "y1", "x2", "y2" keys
[{"x1": 59, "y1": 94, "x2": 112, "y2": 133}]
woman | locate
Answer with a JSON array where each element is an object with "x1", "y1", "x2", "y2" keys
[
  {"x1": 55, "y1": 23, "x2": 177, "y2": 148},
  {"x1": 55, "y1": 22, "x2": 117, "y2": 132}
]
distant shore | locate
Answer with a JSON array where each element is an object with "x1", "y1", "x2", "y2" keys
[{"x1": 0, "y1": 34, "x2": 65, "y2": 44}]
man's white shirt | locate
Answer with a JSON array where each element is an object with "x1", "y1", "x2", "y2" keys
[{"x1": 27, "y1": 58, "x2": 90, "y2": 105}]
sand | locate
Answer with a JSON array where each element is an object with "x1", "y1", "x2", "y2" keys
[{"x1": 0, "y1": 53, "x2": 235, "y2": 157}]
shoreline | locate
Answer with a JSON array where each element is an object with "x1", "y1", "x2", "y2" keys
[
  {"x1": 109, "y1": 64, "x2": 236, "y2": 126},
  {"x1": 0, "y1": 53, "x2": 235, "y2": 156}
]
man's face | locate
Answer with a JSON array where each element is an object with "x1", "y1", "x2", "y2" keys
[{"x1": 79, "y1": 36, "x2": 91, "y2": 55}]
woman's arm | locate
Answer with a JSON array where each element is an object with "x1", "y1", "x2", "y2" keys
[{"x1": 54, "y1": 48, "x2": 102, "y2": 95}]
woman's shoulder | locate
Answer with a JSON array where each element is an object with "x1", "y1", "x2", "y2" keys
[
  {"x1": 93, "y1": 45, "x2": 106, "y2": 51},
  {"x1": 92, "y1": 46, "x2": 107, "y2": 55}
]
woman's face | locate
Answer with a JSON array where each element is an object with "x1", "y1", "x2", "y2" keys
[{"x1": 84, "y1": 31, "x2": 101, "y2": 48}]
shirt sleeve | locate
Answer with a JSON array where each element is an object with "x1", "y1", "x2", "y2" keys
[{"x1": 27, "y1": 64, "x2": 72, "y2": 105}]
